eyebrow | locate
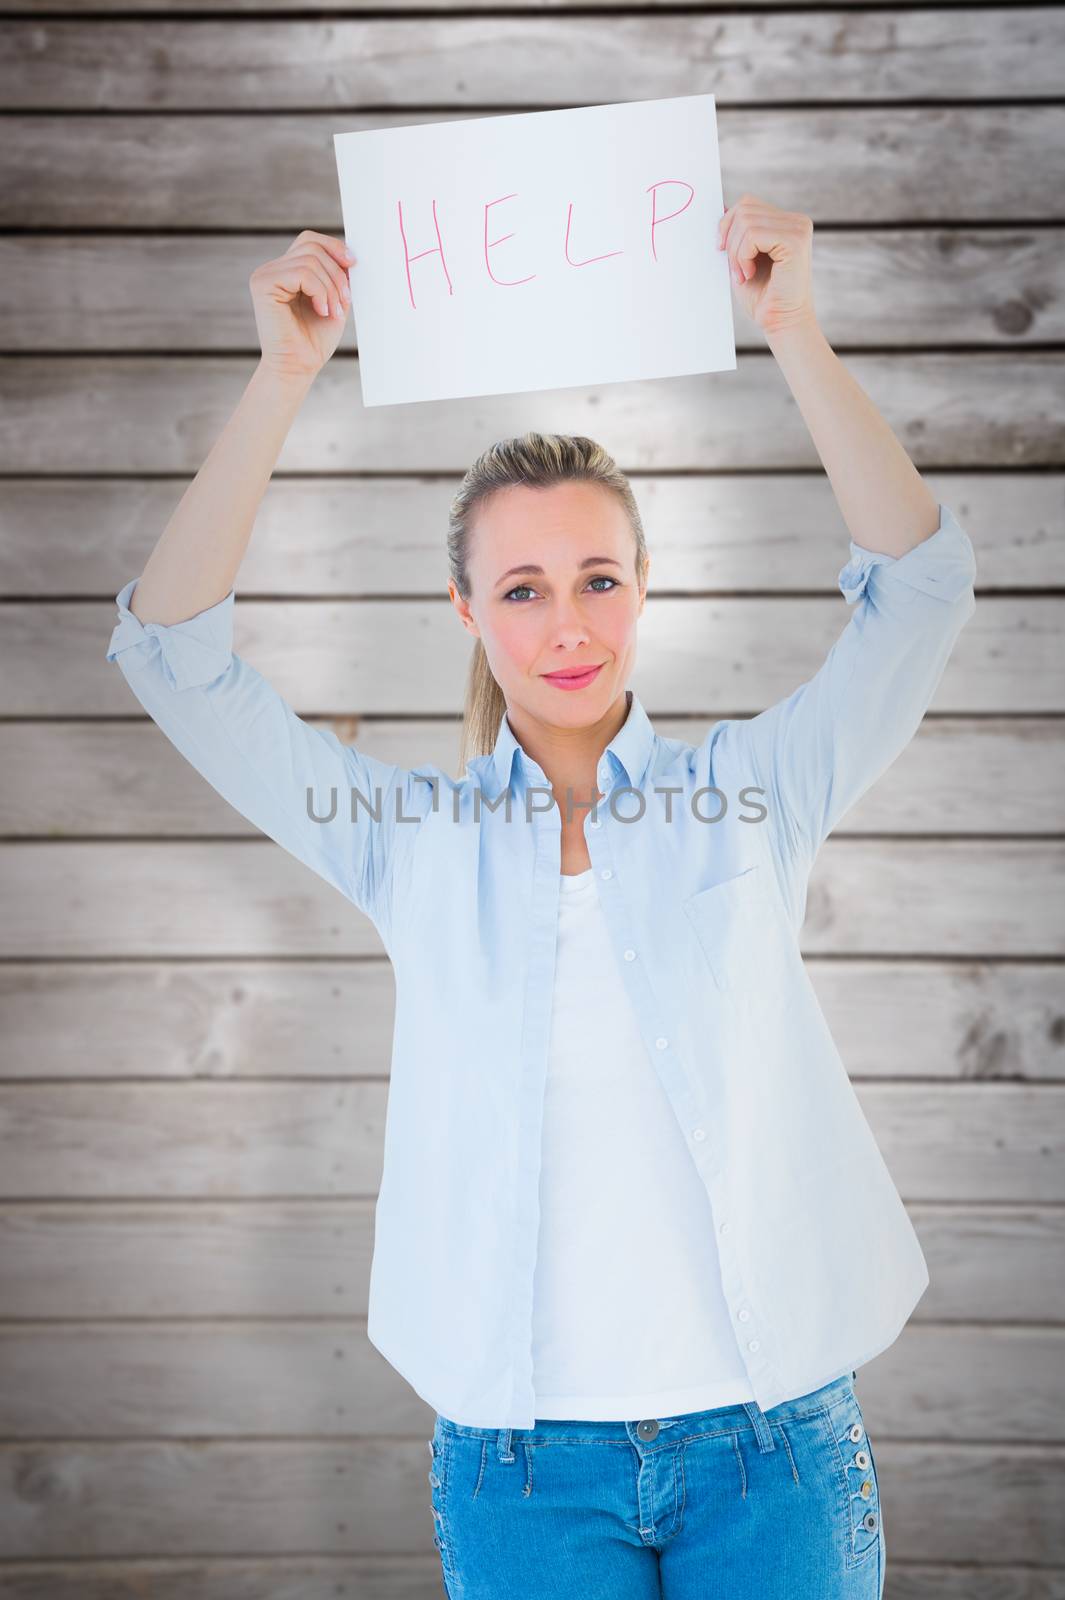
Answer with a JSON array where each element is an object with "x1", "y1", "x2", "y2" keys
[{"x1": 494, "y1": 556, "x2": 623, "y2": 588}]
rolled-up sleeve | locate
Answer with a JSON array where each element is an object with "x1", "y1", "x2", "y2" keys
[
  {"x1": 105, "y1": 578, "x2": 425, "y2": 932},
  {"x1": 727, "y1": 501, "x2": 977, "y2": 874}
]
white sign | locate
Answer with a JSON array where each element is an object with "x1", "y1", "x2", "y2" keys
[{"x1": 333, "y1": 94, "x2": 735, "y2": 408}]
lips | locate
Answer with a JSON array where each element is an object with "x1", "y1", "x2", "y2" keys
[{"x1": 542, "y1": 662, "x2": 605, "y2": 689}]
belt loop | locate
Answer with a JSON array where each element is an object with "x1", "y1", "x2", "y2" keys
[
  {"x1": 742, "y1": 1399, "x2": 777, "y2": 1453},
  {"x1": 497, "y1": 1427, "x2": 515, "y2": 1463}
]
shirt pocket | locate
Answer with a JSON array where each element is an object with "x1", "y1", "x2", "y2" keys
[{"x1": 680, "y1": 863, "x2": 765, "y2": 993}]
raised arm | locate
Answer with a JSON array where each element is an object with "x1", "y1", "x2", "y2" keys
[
  {"x1": 718, "y1": 502, "x2": 976, "y2": 884},
  {"x1": 713, "y1": 195, "x2": 978, "y2": 887},
  {"x1": 106, "y1": 232, "x2": 423, "y2": 937}
]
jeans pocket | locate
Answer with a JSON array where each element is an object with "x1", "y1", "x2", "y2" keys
[
  {"x1": 824, "y1": 1389, "x2": 882, "y2": 1571},
  {"x1": 428, "y1": 1424, "x2": 459, "y2": 1594}
]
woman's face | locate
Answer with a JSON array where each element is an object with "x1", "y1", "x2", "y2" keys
[{"x1": 449, "y1": 480, "x2": 647, "y2": 730}]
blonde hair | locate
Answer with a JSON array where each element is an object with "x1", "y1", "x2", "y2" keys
[{"x1": 447, "y1": 431, "x2": 650, "y2": 773}]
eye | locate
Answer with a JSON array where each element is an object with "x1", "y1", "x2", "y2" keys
[{"x1": 501, "y1": 575, "x2": 620, "y2": 603}]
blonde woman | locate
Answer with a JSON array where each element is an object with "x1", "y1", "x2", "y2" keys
[{"x1": 107, "y1": 197, "x2": 976, "y2": 1599}]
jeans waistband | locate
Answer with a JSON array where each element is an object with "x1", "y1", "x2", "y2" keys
[{"x1": 436, "y1": 1369, "x2": 857, "y2": 1450}]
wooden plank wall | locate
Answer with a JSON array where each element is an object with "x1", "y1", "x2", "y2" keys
[{"x1": 1, "y1": 0, "x2": 1063, "y2": 1592}]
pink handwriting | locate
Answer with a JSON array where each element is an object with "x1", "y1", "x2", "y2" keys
[{"x1": 396, "y1": 180, "x2": 696, "y2": 310}]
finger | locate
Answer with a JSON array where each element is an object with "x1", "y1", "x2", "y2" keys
[
  {"x1": 718, "y1": 204, "x2": 737, "y2": 256},
  {"x1": 737, "y1": 216, "x2": 804, "y2": 280},
  {"x1": 288, "y1": 229, "x2": 358, "y2": 271},
  {"x1": 727, "y1": 212, "x2": 781, "y2": 282},
  {"x1": 319, "y1": 271, "x2": 349, "y2": 320},
  {"x1": 719, "y1": 202, "x2": 756, "y2": 266},
  {"x1": 289, "y1": 264, "x2": 341, "y2": 319},
  {"x1": 291, "y1": 243, "x2": 351, "y2": 308},
  {"x1": 305, "y1": 243, "x2": 353, "y2": 309},
  {"x1": 732, "y1": 224, "x2": 760, "y2": 282},
  {"x1": 286, "y1": 253, "x2": 348, "y2": 318},
  {"x1": 718, "y1": 197, "x2": 761, "y2": 256},
  {"x1": 309, "y1": 273, "x2": 335, "y2": 319},
  {"x1": 720, "y1": 208, "x2": 749, "y2": 283}
]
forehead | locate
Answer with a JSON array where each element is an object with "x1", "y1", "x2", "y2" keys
[{"x1": 471, "y1": 481, "x2": 627, "y2": 550}]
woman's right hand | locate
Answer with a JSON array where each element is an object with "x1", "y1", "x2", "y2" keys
[{"x1": 249, "y1": 230, "x2": 357, "y2": 385}]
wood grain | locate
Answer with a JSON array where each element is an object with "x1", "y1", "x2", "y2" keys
[
  {"x1": 2, "y1": 4, "x2": 1062, "y2": 1585},
  {"x1": 4, "y1": 109, "x2": 1063, "y2": 227}
]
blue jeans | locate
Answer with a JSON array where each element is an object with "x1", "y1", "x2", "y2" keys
[{"x1": 428, "y1": 1370, "x2": 885, "y2": 1598}]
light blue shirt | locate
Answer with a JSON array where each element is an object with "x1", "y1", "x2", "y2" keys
[{"x1": 106, "y1": 501, "x2": 977, "y2": 1427}]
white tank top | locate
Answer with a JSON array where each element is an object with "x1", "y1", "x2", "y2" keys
[{"x1": 530, "y1": 866, "x2": 757, "y2": 1420}]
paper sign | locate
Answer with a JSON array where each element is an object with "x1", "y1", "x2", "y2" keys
[{"x1": 333, "y1": 95, "x2": 735, "y2": 408}]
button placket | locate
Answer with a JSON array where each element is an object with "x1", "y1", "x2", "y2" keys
[
  {"x1": 596, "y1": 855, "x2": 679, "y2": 1096},
  {"x1": 712, "y1": 1198, "x2": 779, "y2": 1399},
  {"x1": 509, "y1": 791, "x2": 566, "y2": 1427}
]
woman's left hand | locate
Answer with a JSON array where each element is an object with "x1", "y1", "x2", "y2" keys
[{"x1": 717, "y1": 194, "x2": 818, "y2": 337}]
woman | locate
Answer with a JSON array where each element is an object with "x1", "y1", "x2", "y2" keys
[{"x1": 107, "y1": 196, "x2": 977, "y2": 1599}]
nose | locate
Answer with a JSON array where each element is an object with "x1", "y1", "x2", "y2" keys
[{"x1": 548, "y1": 604, "x2": 591, "y2": 646}]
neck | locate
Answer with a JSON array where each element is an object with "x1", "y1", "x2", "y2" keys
[{"x1": 505, "y1": 688, "x2": 630, "y2": 805}]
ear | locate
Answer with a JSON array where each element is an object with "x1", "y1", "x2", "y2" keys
[
  {"x1": 637, "y1": 554, "x2": 651, "y2": 614},
  {"x1": 448, "y1": 579, "x2": 480, "y2": 639}
]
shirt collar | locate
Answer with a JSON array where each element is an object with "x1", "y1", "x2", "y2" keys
[{"x1": 487, "y1": 688, "x2": 656, "y2": 799}]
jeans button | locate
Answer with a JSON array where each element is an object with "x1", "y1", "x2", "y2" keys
[{"x1": 636, "y1": 1418, "x2": 660, "y2": 1441}]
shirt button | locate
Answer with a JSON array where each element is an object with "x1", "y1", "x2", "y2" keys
[
  {"x1": 692, "y1": 1128, "x2": 706, "y2": 1141},
  {"x1": 623, "y1": 948, "x2": 636, "y2": 961},
  {"x1": 747, "y1": 1339, "x2": 760, "y2": 1352},
  {"x1": 738, "y1": 1308, "x2": 750, "y2": 1322},
  {"x1": 655, "y1": 1037, "x2": 668, "y2": 1050},
  {"x1": 719, "y1": 1221, "x2": 730, "y2": 1234},
  {"x1": 600, "y1": 868, "x2": 613, "y2": 880}
]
